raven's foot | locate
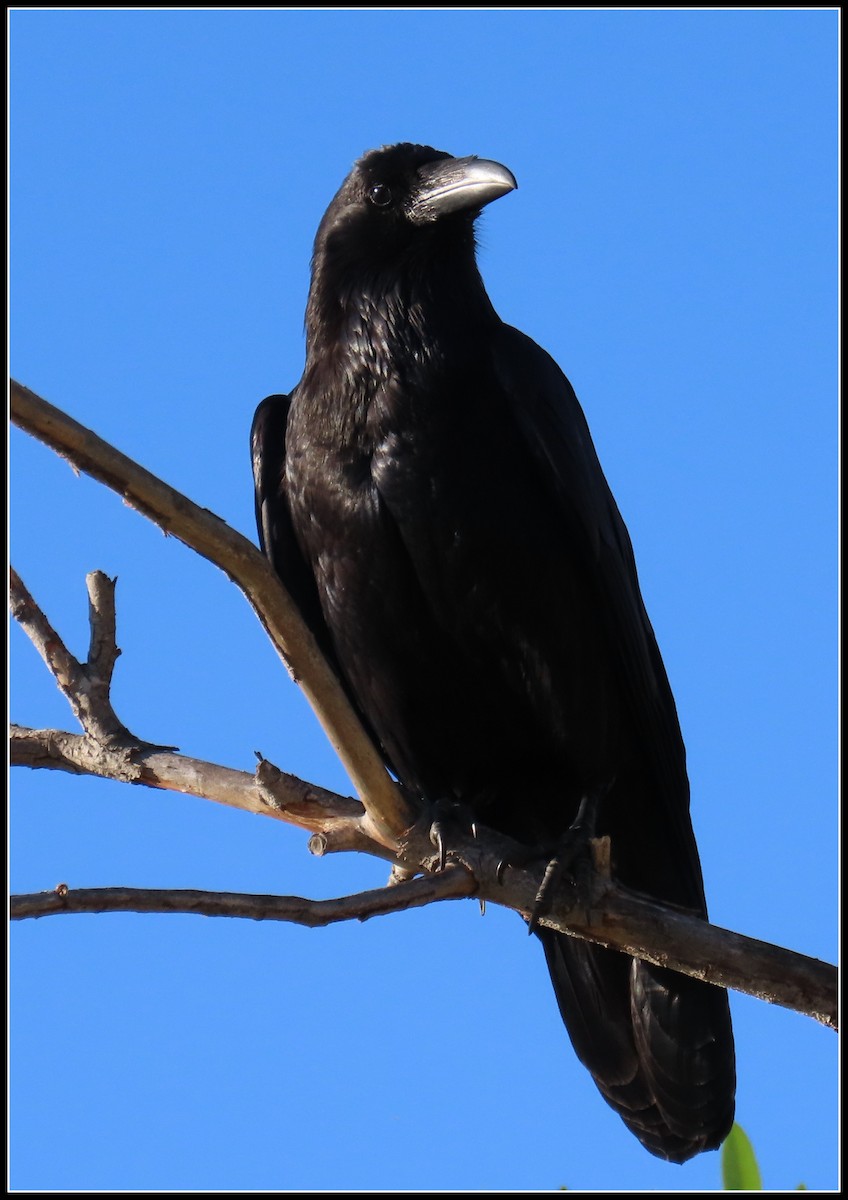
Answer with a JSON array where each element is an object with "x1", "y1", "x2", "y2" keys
[
  {"x1": 427, "y1": 797, "x2": 479, "y2": 871},
  {"x1": 527, "y1": 787, "x2": 607, "y2": 935},
  {"x1": 420, "y1": 796, "x2": 487, "y2": 913}
]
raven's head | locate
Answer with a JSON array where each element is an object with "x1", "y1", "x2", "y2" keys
[{"x1": 311, "y1": 142, "x2": 517, "y2": 279}]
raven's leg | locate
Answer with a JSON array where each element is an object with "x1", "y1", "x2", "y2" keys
[{"x1": 527, "y1": 783, "x2": 610, "y2": 933}]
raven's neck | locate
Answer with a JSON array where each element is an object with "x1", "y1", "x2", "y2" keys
[{"x1": 302, "y1": 247, "x2": 497, "y2": 421}]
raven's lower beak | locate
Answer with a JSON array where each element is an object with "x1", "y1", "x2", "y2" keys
[{"x1": 407, "y1": 156, "x2": 517, "y2": 224}]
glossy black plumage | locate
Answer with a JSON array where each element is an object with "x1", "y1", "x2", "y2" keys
[{"x1": 251, "y1": 143, "x2": 735, "y2": 1161}]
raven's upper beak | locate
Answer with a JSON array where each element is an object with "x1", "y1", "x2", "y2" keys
[{"x1": 407, "y1": 156, "x2": 517, "y2": 224}]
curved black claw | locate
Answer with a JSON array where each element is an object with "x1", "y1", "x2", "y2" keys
[
  {"x1": 426, "y1": 797, "x2": 479, "y2": 871},
  {"x1": 430, "y1": 818, "x2": 450, "y2": 872},
  {"x1": 527, "y1": 786, "x2": 607, "y2": 935},
  {"x1": 495, "y1": 835, "x2": 555, "y2": 886}
]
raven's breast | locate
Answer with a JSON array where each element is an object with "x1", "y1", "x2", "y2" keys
[{"x1": 284, "y1": 379, "x2": 622, "y2": 838}]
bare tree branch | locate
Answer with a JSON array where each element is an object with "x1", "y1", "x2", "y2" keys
[
  {"x1": 9, "y1": 383, "x2": 838, "y2": 1036},
  {"x1": 11, "y1": 869, "x2": 477, "y2": 925},
  {"x1": 10, "y1": 379, "x2": 415, "y2": 848},
  {"x1": 9, "y1": 723, "x2": 388, "y2": 850},
  {"x1": 9, "y1": 839, "x2": 837, "y2": 1032},
  {"x1": 83, "y1": 569, "x2": 123, "y2": 712},
  {"x1": 9, "y1": 562, "x2": 394, "y2": 855},
  {"x1": 11, "y1": 711, "x2": 838, "y2": 1033},
  {"x1": 9, "y1": 567, "x2": 133, "y2": 746}
]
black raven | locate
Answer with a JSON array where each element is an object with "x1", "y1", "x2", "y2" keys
[{"x1": 251, "y1": 143, "x2": 736, "y2": 1162}]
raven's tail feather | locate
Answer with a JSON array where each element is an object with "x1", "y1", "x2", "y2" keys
[{"x1": 539, "y1": 929, "x2": 736, "y2": 1163}]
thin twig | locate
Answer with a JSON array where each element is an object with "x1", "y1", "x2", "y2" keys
[
  {"x1": 11, "y1": 870, "x2": 477, "y2": 924},
  {"x1": 85, "y1": 570, "x2": 121, "y2": 694},
  {"x1": 10, "y1": 567, "x2": 139, "y2": 747}
]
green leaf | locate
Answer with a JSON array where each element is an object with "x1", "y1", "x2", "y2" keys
[{"x1": 722, "y1": 1123, "x2": 764, "y2": 1190}]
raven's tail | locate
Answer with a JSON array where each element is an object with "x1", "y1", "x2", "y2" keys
[{"x1": 538, "y1": 929, "x2": 736, "y2": 1163}]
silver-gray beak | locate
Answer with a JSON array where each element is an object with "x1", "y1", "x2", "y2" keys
[{"x1": 407, "y1": 156, "x2": 517, "y2": 224}]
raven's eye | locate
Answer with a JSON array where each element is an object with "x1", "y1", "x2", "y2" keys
[{"x1": 368, "y1": 183, "x2": 393, "y2": 207}]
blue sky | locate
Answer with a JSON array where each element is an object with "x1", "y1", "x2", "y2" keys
[{"x1": 9, "y1": 8, "x2": 838, "y2": 1192}]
